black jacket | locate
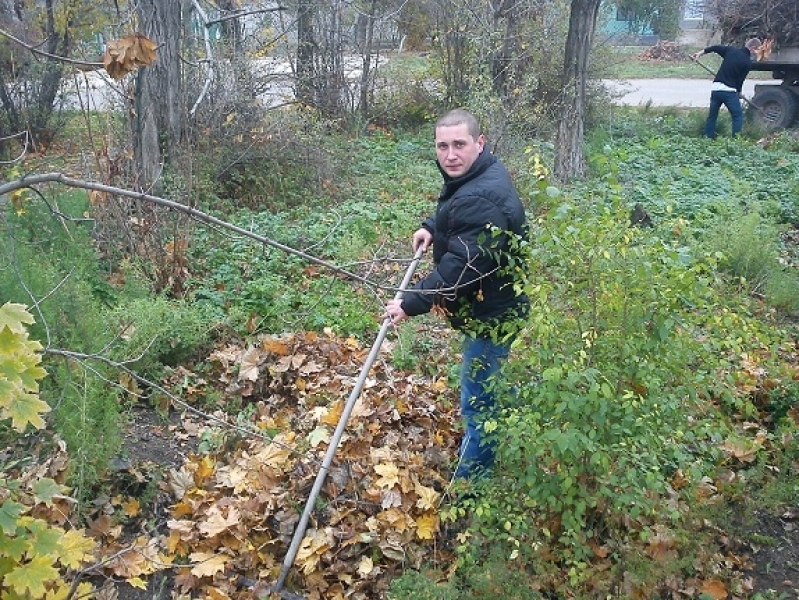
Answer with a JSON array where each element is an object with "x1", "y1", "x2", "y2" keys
[
  {"x1": 401, "y1": 149, "x2": 529, "y2": 332},
  {"x1": 704, "y1": 45, "x2": 754, "y2": 92}
]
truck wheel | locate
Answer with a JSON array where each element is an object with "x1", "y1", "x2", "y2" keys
[{"x1": 751, "y1": 87, "x2": 798, "y2": 130}]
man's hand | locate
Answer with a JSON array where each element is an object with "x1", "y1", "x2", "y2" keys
[
  {"x1": 690, "y1": 51, "x2": 703, "y2": 61},
  {"x1": 412, "y1": 228, "x2": 433, "y2": 254},
  {"x1": 382, "y1": 299, "x2": 408, "y2": 325}
]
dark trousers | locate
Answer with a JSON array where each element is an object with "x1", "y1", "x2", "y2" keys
[{"x1": 703, "y1": 90, "x2": 744, "y2": 138}]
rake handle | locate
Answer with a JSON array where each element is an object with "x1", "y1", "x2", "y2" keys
[{"x1": 270, "y1": 246, "x2": 425, "y2": 595}]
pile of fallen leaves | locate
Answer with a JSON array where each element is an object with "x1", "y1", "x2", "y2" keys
[
  {"x1": 93, "y1": 327, "x2": 461, "y2": 599},
  {"x1": 639, "y1": 40, "x2": 689, "y2": 61}
]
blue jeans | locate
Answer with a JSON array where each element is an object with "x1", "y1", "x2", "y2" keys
[
  {"x1": 704, "y1": 90, "x2": 744, "y2": 138},
  {"x1": 454, "y1": 334, "x2": 512, "y2": 479}
]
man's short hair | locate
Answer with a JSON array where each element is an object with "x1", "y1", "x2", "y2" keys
[{"x1": 435, "y1": 109, "x2": 481, "y2": 139}]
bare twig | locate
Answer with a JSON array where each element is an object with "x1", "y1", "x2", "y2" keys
[
  {"x1": 189, "y1": 0, "x2": 215, "y2": 117},
  {"x1": 205, "y1": 6, "x2": 287, "y2": 28},
  {"x1": 0, "y1": 28, "x2": 104, "y2": 71}
]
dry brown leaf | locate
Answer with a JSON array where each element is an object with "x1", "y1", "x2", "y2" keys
[
  {"x1": 189, "y1": 552, "x2": 230, "y2": 578},
  {"x1": 198, "y1": 506, "x2": 241, "y2": 537},
  {"x1": 167, "y1": 466, "x2": 195, "y2": 500},
  {"x1": 102, "y1": 33, "x2": 158, "y2": 80},
  {"x1": 239, "y1": 347, "x2": 261, "y2": 382},
  {"x1": 700, "y1": 578, "x2": 728, "y2": 600},
  {"x1": 374, "y1": 462, "x2": 399, "y2": 489}
]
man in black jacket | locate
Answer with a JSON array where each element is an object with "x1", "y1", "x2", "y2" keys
[
  {"x1": 691, "y1": 38, "x2": 761, "y2": 138},
  {"x1": 383, "y1": 109, "x2": 528, "y2": 480}
]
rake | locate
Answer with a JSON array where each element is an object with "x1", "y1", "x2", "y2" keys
[{"x1": 261, "y1": 246, "x2": 426, "y2": 599}]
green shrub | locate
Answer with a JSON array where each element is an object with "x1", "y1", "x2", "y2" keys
[
  {"x1": 699, "y1": 207, "x2": 799, "y2": 312},
  {"x1": 440, "y1": 190, "x2": 767, "y2": 596},
  {"x1": 1, "y1": 189, "x2": 126, "y2": 495},
  {"x1": 104, "y1": 296, "x2": 222, "y2": 379}
]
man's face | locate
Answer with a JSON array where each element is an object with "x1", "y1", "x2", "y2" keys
[{"x1": 435, "y1": 123, "x2": 484, "y2": 178}]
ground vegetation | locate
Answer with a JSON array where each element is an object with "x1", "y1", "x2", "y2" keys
[{"x1": 2, "y1": 32, "x2": 799, "y2": 600}]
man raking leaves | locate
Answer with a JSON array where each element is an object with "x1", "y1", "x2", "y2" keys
[
  {"x1": 383, "y1": 108, "x2": 529, "y2": 483},
  {"x1": 691, "y1": 38, "x2": 762, "y2": 138}
]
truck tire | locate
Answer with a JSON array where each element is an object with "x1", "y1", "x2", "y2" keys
[{"x1": 750, "y1": 87, "x2": 798, "y2": 130}]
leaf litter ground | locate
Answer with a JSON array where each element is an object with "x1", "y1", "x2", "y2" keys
[
  {"x1": 96, "y1": 325, "x2": 463, "y2": 599},
  {"x1": 13, "y1": 325, "x2": 799, "y2": 599}
]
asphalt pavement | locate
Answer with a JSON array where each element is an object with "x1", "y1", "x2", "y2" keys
[
  {"x1": 601, "y1": 77, "x2": 780, "y2": 107},
  {"x1": 63, "y1": 71, "x2": 781, "y2": 111}
]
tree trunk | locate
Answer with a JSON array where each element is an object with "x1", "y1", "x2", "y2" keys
[
  {"x1": 358, "y1": 0, "x2": 377, "y2": 120},
  {"x1": 217, "y1": 0, "x2": 243, "y2": 56},
  {"x1": 133, "y1": 0, "x2": 185, "y2": 190},
  {"x1": 296, "y1": 0, "x2": 315, "y2": 106},
  {"x1": 553, "y1": 0, "x2": 600, "y2": 183}
]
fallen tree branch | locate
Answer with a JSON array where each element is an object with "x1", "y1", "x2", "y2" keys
[
  {"x1": 0, "y1": 172, "x2": 368, "y2": 285},
  {"x1": 0, "y1": 172, "x2": 497, "y2": 296}
]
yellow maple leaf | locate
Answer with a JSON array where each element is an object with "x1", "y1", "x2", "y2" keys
[
  {"x1": 296, "y1": 528, "x2": 333, "y2": 575},
  {"x1": 5, "y1": 554, "x2": 58, "y2": 597},
  {"x1": 414, "y1": 482, "x2": 440, "y2": 510},
  {"x1": 196, "y1": 455, "x2": 216, "y2": 483},
  {"x1": 321, "y1": 400, "x2": 344, "y2": 426},
  {"x1": 374, "y1": 462, "x2": 399, "y2": 489},
  {"x1": 415, "y1": 512, "x2": 438, "y2": 540},
  {"x1": 121, "y1": 497, "x2": 141, "y2": 517},
  {"x1": 189, "y1": 552, "x2": 229, "y2": 578},
  {"x1": 56, "y1": 529, "x2": 97, "y2": 569},
  {"x1": 127, "y1": 577, "x2": 147, "y2": 590}
]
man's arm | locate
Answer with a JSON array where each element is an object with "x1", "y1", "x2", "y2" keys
[
  {"x1": 400, "y1": 195, "x2": 508, "y2": 317},
  {"x1": 691, "y1": 45, "x2": 727, "y2": 60}
]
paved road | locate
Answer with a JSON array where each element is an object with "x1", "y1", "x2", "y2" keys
[
  {"x1": 64, "y1": 72, "x2": 782, "y2": 111},
  {"x1": 601, "y1": 77, "x2": 781, "y2": 107}
]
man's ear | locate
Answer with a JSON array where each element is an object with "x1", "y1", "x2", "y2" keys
[{"x1": 477, "y1": 134, "x2": 486, "y2": 152}]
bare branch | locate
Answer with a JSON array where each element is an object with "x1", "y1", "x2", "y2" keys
[
  {"x1": 189, "y1": 0, "x2": 216, "y2": 117},
  {"x1": 0, "y1": 173, "x2": 500, "y2": 297},
  {"x1": 0, "y1": 172, "x2": 368, "y2": 284},
  {"x1": 205, "y1": 7, "x2": 288, "y2": 28},
  {"x1": 0, "y1": 131, "x2": 30, "y2": 164},
  {"x1": 0, "y1": 28, "x2": 104, "y2": 71},
  {"x1": 44, "y1": 346, "x2": 318, "y2": 465}
]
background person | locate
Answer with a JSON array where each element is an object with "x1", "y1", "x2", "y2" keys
[
  {"x1": 691, "y1": 38, "x2": 762, "y2": 138},
  {"x1": 382, "y1": 108, "x2": 528, "y2": 481}
]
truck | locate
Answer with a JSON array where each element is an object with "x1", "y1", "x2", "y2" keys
[{"x1": 749, "y1": 47, "x2": 799, "y2": 130}]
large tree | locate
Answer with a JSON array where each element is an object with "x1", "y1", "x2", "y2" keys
[
  {"x1": 553, "y1": 0, "x2": 601, "y2": 183},
  {"x1": 133, "y1": 0, "x2": 187, "y2": 190}
]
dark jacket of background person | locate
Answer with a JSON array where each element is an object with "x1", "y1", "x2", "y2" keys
[
  {"x1": 703, "y1": 44, "x2": 755, "y2": 92},
  {"x1": 400, "y1": 149, "x2": 528, "y2": 331}
]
